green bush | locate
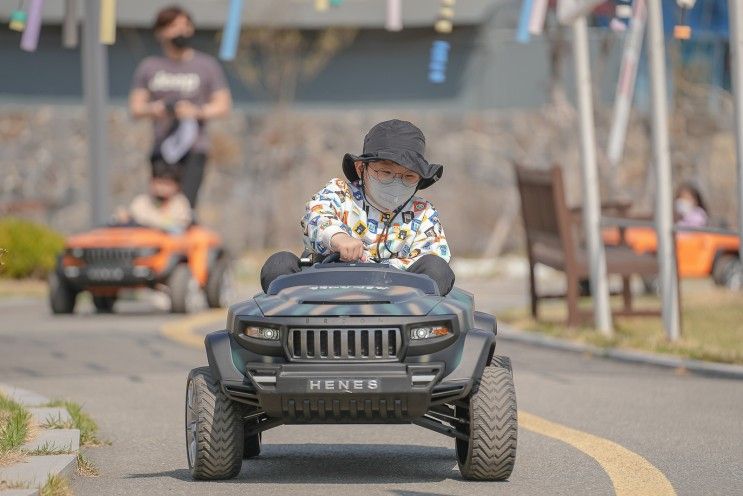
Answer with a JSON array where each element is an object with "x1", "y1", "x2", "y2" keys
[{"x1": 0, "y1": 217, "x2": 65, "y2": 279}]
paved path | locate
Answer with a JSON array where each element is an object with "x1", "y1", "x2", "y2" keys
[{"x1": 1, "y1": 282, "x2": 742, "y2": 495}]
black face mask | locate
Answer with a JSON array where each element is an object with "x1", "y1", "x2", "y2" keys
[
  {"x1": 170, "y1": 35, "x2": 192, "y2": 49},
  {"x1": 154, "y1": 194, "x2": 169, "y2": 203}
]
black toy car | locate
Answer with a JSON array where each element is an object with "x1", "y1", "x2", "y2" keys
[{"x1": 185, "y1": 258, "x2": 517, "y2": 481}]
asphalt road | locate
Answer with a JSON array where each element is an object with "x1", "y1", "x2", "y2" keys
[{"x1": 1, "y1": 286, "x2": 742, "y2": 496}]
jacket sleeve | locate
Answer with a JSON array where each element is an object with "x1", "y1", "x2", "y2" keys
[
  {"x1": 387, "y1": 204, "x2": 451, "y2": 270},
  {"x1": 301, "y1": 179, "x2": 353, "y2": 255}
]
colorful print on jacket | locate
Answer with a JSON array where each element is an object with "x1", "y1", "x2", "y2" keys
[{"x1": 301, "y1": 178, "x2": 451, "y2": 270}]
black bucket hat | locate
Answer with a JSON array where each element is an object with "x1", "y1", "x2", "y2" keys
[{"x1": 342, "y1": 119, "x2": 444, "y2": 190}]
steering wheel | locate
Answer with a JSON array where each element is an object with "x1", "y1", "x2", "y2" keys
[{"x1": 321, "y1": 252, "x2": 342, "y2": 264}]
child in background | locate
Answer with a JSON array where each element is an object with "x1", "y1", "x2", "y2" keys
[
  {"x1": 675, "y1": 183, "x2": 708, "y2": 228},
  {"x1": 116, "y1": 159, "x2": 192, "y2": 233}
]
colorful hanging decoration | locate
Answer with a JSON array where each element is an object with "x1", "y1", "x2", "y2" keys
[
  {"x1": 385, "y1": 0, "x2": 403, "y2": 32},
  {"x1": 9, "y1": 3, "x2": 27, "y2": 32},
  {"x1": 516, "y1": 0, "x2": 534, "y2": 43},
  {"x1": 609, "y1": 0, "x2": 633, "y2": 32},
  {"x1": 673, "y1": 0, "x2": 696, "y2": 39},
  {"x1": 99, "y1": 0, "x2": 116, "y2": 45},
  {"x1": 528, "y1": 0, "x2": 549, "y2": 37},
  {"x1": 20, "y1": 0, "x2": 43, "y2": 52},
  {"x1": 330, "y1": 0, "x2": 343, "y2": 7},
  {"x1": 434, "y1": 0, "x2": 455, "y2": 34},
  {"x1": 315, "y1": 0, "x2": 329, "y2": 12},
  {"x1": 219, "y1": 0, "x2": 243, "y2": 61},
  {"x1": 429, "y1": 0, "x2": 455, "y2": 84},
  {"x1": 428, "y1": 40, "x2": 450, "y2": 84},
  {"x1": 63, "y1": 0, "x2": 78, "y2": 48}
]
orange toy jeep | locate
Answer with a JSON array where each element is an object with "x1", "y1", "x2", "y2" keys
[
  {"x1": 603, "y1": 226, "x2": 741, "y2": 288},
  {"x1": 49, "y1": 225, "x2": 233, "y2": 314}
]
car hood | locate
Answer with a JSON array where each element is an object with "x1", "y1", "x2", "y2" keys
[
  {"x1": 254, "y1": 284, "x2": 443, "y2": 316},
  {"x1": 66, "y1": 227, "x2": 171, "y2": 248}
]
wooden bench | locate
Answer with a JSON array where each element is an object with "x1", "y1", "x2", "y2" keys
[{"x1": 514, "y1": 164, "x2": 663, "y2": 326}]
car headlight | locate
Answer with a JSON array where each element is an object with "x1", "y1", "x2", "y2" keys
[
  {"x1": 244, "y1": 326, "x2": 280, "y2": 341},
  {"x1": 409, "y1": 325, "x2": 450, "y2": 340},
  {"x1": 66, "y1": 247, "x2": 84, "y2": 258},
  {"x1": 137, "y1": 247, "x2": 161, "y2": 257}
]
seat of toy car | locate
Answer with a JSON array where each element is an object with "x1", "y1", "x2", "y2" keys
[{"x1": 266, "y1": 263, "x2": 440, "y2": 296}]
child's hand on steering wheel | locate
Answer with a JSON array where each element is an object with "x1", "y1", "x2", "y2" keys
[{"x1": 330, "y1": 233, "x2": 364, "y2": 262}]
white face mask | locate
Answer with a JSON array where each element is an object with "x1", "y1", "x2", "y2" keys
[
  {"x1": 363, "y1": 173, "x2": 417, "y2": 213},
  {"x1": 675, "y1": 198, "x2": 694, "y2": 216}
]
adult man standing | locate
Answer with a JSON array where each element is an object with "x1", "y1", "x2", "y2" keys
[{"x1": 129, "y1": 5, "x2": 232, "y2": 207}]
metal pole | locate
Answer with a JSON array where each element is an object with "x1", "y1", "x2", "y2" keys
[
  {"x1": 82, "y1": 0, "x2": 110, "y2": 227},
  {"x1": 730, "y1": 0, "x2": 743, "y2": 264},
  {"x1": 607, "y1": 0, "x2": 647, "y2": 167},
  {"x1": 572, "y1": 16, "x2": 613, "y2": 336},
  {"x1": 646, "y1": 0, "x2": 680, "y2": 340}
]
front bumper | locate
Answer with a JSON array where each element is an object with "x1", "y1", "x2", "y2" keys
[
  {"x1": 59, "y1": 256, "x2": 181, "y2": 289},
  {"x1": 244, "y1": 361, "x2": 444, "y2": 422},
  {"x1": 61, "y1": 265, "x2": 157, "y2": 287},
  {"x1": 205, "y1": 328, "x2": 494, "y2": 423}
]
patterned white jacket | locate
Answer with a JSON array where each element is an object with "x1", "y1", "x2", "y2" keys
[{"x1": 301, "y1": 178, "x2": 451, "y2": 270}]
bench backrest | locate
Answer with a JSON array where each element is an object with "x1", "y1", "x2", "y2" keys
[{"x1": 514, "y1": 164, "x2": 578, "y2": 265}]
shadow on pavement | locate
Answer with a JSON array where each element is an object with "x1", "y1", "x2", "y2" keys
[{"x1": 128, "y1": 444, "x2": 466, "y2": 484}]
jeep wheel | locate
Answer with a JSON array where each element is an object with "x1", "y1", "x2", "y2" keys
[
  {"x1": 93, "y1": 296, "x2": 116, "y2": 313},
  {"x1": 169, "y1": 264, "x2": 203, "y2": 314},
  {"x1": 456, "y1": 356, "x2": 517, "y2": 481},
  {"x1": 185, "y1": 367, "x2": 243, "y2": 480},
  {"x1": 49, "y1": 271, "x2": 77, "y2": 314},
  {"x1": 243, "y1": 432, "x2": 261, "y2": 459},
  {"x1": 712, "y1": 254, "x2": 737, "y2": 287},
  {"x1": 206, "y1": 257, "x2": 235, "y2": 309}
]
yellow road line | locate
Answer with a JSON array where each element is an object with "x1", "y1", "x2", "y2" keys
[
  {"x1": 520, "y1": 411, "x2": 676, "y2": 496},
  {"x1": 160, "y1": 309, "x2": 225, "y2": 349},
  {"x1": 162, "y1": 312, "x2": 676, "y2": 496}
]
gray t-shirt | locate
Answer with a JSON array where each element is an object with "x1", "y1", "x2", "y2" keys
[{"x1": 131, "y1": 50, "x2": 228, "y2": 154}]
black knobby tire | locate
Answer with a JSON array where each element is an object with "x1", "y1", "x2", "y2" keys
[
  {"x1": 185, "y1": 367, "x2": 244, "y2": 480},
  {"x1": 457, "y1": 356, "x2": 517, "y2": 481},
  {"x1": 243, "y1": 432, "x2": 261, "y2": 459},
  {"x1": 168, "y1": 264, "x2": 192, "y2": 314},
  {"x1": 48, "y1": 271, "x2": 77, "y2": 314},
  {"x1": 92, "y1": 296, "x2": 116, "y2": 313},
  {"x1": 206, "y1": 256, "x2": 232, "y2": 309}
]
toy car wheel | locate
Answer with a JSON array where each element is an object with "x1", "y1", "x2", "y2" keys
[
  {"x1": 169, "y1": 264, "x2": 203, "y2": 314},
  {"x1": 723, "y1": 259, "x2": 743, "y2": 290},
  {"x1": 456, "y1": 356, "x2": 517, "y2": 481},
  {"x1": 712, "y1": 254, "x2": 738, "y2": 286},
  {"x1": 48, "y1": 270, "x2": 77, "y2": 315},
  {"x1": 243, "y1": 431, "x2": 261, "y2": 459},
  {"x1": 206, "y1": 257, "x2": 235, "y2": 309},
  {"x1": 185, "y1": 367, "x2": 244, "y2": 480},
  {"x1": 641, "y1": 276, "x2": 660, "y2": 295},
  {"x1": 93, "y1": 296, "x2": 116, "y2": 313}
]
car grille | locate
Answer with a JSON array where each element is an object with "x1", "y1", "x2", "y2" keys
[
  {"x1": 288, "y1": 328, "x2": 401, "y2": 360},
  {"x1": 81, "y1": 248, "x2": 140, "y2": 265}
]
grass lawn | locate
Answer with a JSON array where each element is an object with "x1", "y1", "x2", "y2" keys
[{"x1": 500, "y1": 279, "x2": 743, "y2": 365}]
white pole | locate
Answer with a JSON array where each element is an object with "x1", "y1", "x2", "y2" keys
[
  {"x1": 572, "y1": 16, "x2": 614, "y2": 336},
  {"x1": 607, "y1": 0, "x2": 647, "y2": 166},
  {"x1": 83, "y1": 0, "x2": 110, "y2": 227},
  {"x1": 730, "y1": 0, "x2": 743, "y2": 263},
  {"x1": 646, "y1": 0, "x2": 680, "y2": 340}
]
